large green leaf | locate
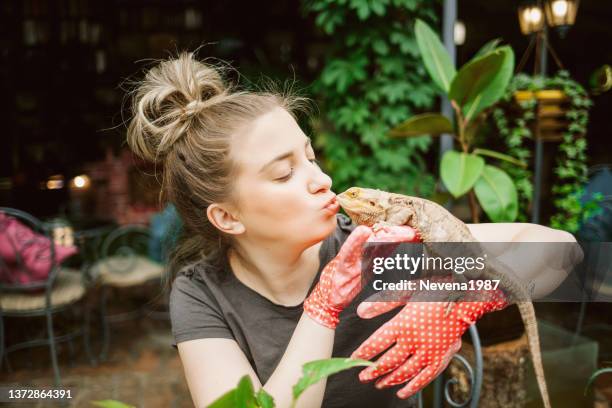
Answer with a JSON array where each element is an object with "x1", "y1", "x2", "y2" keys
[
  {"x1": 440, "y1": 151, "x2": 485, "y2": 198},
  {"x1": 474, "y1": 165, "x2": 518, "y2": 222},
  {"x1": 473, "y1": 148, "x2": 527, "y2": 168},
  {"x1": 255, "y1": 389, "x2": 275, "y2": 408},
  {"x1": 474, "y1": 38, "x2": 502, "y2": 59},
  {"x1": 414, "y1": 19, "x2": 456, "y2": 93},
  {"x1": 462, "y1": 46, "x2": 515, "y2": 122},
  {"x1": 389, "y1": 113, "x2": 453, "y2": 137},
  {"x1": 292, "y1": 358, "x2": 373, "y2": 402},
  {"x1": 208, "y1": 375, "x2": 258, "y2": 408},
  {"x1": 448, "y1": 50, "x2": 507, "y2": 121}
]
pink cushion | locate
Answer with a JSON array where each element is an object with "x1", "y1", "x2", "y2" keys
[{"x1": 0, "y1": 212, "x2": 78, "y2": 285}]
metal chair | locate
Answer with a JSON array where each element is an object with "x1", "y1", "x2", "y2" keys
[
  {"x1": 0, "y1": 207, "x2": 94, "y2": 386},
  {"x1": 90, "y1": 224, "x2": 166, "y2": 361}
]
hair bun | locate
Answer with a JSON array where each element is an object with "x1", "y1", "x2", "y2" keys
[
  {"x1": 182, "y1": 92, "x2": 227, "y2": 119},
  {"x1": 127, "y1": 52, "x2": 229, "y2": 163}
]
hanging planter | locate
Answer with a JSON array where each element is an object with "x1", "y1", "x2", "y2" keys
[
  {"x1": 513, "y1": 89, "x2": 570, "y2": 141},
  {"x1": 491, "y1": 70, "x2": 599, "y2": 232}
]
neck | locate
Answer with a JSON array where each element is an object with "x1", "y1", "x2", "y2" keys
[{"x1": 229, "y1": 237, "x2": 323, "y2": 307}]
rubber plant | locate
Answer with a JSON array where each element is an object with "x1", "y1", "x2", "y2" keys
[
  {"x1": 492, "y1": 71, "x2": 600, "y2": 232},
  {"x1": 389, "y1": 19, "x2": 523, "y2": 223}
]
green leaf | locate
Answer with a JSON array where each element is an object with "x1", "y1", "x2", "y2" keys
[
  {"x1": 292, "y1": 358, "x2": 373, "y2": 402},
  {"x1": 414, "y1": 19, "x2": 456, "y2": 93},
  {"x1": 389, "y1": 113, "x2": 453, "y2": 138},
  {"x1": 236, "y1": 375, "x2": 257, "y2": 406},
  {"x1": 472, "y1": 148, "x2": 527, "y2": 168},
  {"x1": 474, "y1": 38, "x2": 502, "y2": 58},
  {"x1": 207, "y1": 375, "x2": 258, "y2": 408},
  {"x1": 448, "y1": 50, "x2": 507, "y2": 120},
  {"x1": 462, "y1": 46, "x2": 515, "y2": 122},
  {"x1": 585, "y1": 368, "x2": 612, "y2": 396},
  {"x1": 440, "y1": 151, "x2": 484, "y2": 198},
  {"x1": 474, "y1": 165, "x2": 518, "y2": 222},
  {"x1": 91, "y1": 401, "x2": 135, "y2": 408},
  {"x1": 256, "y1": 389, "x2": 275, "y2": 408},
  {"x1": 372, "y1": 38, "x2": 390, "y2": 55}
]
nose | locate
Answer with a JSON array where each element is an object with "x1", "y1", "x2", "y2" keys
[{"x1": 307, "y1": 162, "x2": 333, "y2": 194}]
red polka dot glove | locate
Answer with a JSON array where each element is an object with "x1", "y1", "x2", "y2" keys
[
  {"x1": 351, "y1": 275, "x2": 509, "y2": 399},
  {"x1": 303, "y1": 225, "x2": 419, "y2": 329}
]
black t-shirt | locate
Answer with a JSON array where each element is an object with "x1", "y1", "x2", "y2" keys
[{"x1": 170, "y1": 214, "x2": 417, "y2": 408}]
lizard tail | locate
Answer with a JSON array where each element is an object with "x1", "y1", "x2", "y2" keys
[{"x1": 518, "y1": 302, "x2": 552, "y2": 408}]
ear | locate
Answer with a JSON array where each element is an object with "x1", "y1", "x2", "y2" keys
[{"x1": 206, "y1": 203, "x2": 246, "y2": 235}]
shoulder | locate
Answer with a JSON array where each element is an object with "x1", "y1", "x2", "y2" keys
[
  {"x1": 169, "y1": 256, "x2": 229, "y2": 321},
  {"x1": 170, "y1": 257, "x2": 225, "y2": 307},
  {"x1": 170, "y1": 259, "x2": 233, "y2": 343}
]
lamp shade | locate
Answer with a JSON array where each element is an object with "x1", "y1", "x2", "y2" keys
[
  {"x1": 544, "y1": 0, "x2": 579, "y2": 28},
  {"x1": 518, "y1": 4, "x2": 545, "y2": 35}
]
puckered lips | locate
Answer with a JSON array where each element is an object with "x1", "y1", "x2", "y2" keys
[{"x1": 322, "y1": 194, "x2": 339, "y2": 214}]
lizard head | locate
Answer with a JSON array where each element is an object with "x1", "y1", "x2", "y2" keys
[{"x1": 337, "y1": 187, "x2": 392, "y2": 226}]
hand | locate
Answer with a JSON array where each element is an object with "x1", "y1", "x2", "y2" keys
[
  {"x1": 303, "y1": 225, "x2": 419, "y2": 329},
  {"x1": 351, "y1": 275, "x2": 508, "y2": 399}
]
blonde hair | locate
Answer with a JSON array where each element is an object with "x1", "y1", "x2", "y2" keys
[{"x1": 126, "y1": 51, "x2": 311, "y2": 281}]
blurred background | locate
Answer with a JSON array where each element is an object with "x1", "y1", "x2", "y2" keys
[{"x1": 0, "y1": 0, "x2": 610, "y2": 221}]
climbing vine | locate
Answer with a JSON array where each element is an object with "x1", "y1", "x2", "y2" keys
[
  {"x1": 492, "y1": 70, "x2": 599, "y2": 232},
  {"x1": 304, "y1": 0, "x2": 439, "y2": 196}
]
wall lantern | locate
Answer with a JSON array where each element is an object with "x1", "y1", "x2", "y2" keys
[
  {"x1": 544, "y1": 0, "x2": 580, "y2": 37},
  {"x1": 518, "y1": 4, "x2": 545, "y2": 35},
  {"x1": 518, "y1": 0, "x2": 579, "y2": 37}
]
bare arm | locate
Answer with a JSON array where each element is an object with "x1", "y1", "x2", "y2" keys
[
  {"x1": 466, "y1": 223, "x2": 583, "y2": 298},
  {"x1": 178, "y1": 312, "x2": 334, "y2": 408}
]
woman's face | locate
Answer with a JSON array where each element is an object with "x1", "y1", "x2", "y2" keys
[{"x1": 229, "y1": 106, "x2": 339, "y2": 246}]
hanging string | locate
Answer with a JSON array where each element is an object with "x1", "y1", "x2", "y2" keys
[
  {"x1": 516, "y1": 34, "x2": 536, "y2": 74},
  {"x1": 516, "y1": 31, "x2": 565, "y2": 74},
  {"x1": 543, "y1": 35, "x2": 565, "y2": 70}
]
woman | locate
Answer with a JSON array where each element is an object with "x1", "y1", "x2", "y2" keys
[{"x1": 126, "y1": 52, "x2": 579, "y2": 408}]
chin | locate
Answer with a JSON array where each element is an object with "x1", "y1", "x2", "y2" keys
[{"x1": 303, "y1": 215, "x2": 337, "y2": 246}]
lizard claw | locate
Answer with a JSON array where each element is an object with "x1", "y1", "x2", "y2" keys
[
  {"x1": 443, "y1": 301, "x2": 454, "y2": 318},
  {"x1": 372, "y1": 221, "x2": 393, "y2": 234},
  {"x1": 442, "y1": 291, "x2": 464, "y2": 318}
]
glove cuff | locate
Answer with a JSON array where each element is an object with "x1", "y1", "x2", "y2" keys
[
  {"x1": 485, "y1": 288, "x2": 510, "y2": 312},
  {"x1": 303, "y1": 284, "x2": 342, "y2": 329}
]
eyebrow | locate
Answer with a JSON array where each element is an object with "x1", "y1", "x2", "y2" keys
[{"x1": 259, "y1": 136, "x2": 312, "y2": 174}]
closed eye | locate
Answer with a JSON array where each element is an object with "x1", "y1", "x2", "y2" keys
[{"x1": 276, "y1": 158, "x2": 320, "y2": 182}]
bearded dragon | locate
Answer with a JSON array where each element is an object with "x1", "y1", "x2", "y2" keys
[{"x1": 337, "y1": 186, "x2": 551, "y2": 408}]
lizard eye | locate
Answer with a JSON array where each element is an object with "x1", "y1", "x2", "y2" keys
[{"x1": 349, "y1": 191, "x2": 358, "y2": 198}]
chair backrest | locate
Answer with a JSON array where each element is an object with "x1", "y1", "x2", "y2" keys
[
  {"x1": 0, "y1": 207, "x2": 60, "y2": 291},
  {"x1": 97, "y1": 225, "x2": 155, "y2": 276}
]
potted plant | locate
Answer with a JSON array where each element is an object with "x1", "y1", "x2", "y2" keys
[{"x1": 389, "y1": 19, "x2": 524, "y2": 223}]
